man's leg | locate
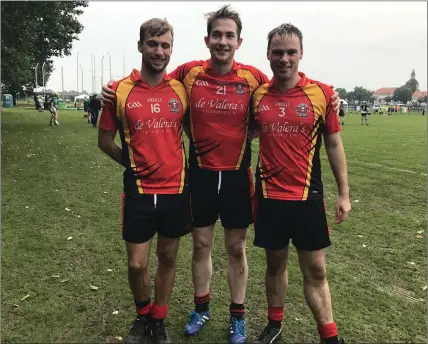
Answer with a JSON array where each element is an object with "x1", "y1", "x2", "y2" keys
[
  {"x1": 122, "y1": 193, "x2": 158, "y2": 344},
  {"x1": 91, "y1": 111, "x2": 97, "y2": 127},
  {"x1": 252, "y1": 197, "x2": 292, "y2": 344},
  {"x1": 125, "y1": 241, "x2": 153, "y2": 344},
  {"x1": 219, "y1": 168, "x2": 254, "y2": 344},
  {"x1": 297, "y1": 249, "x2": 340, "y2": 344},
  {"x1": 192, "y1": 225, "x2": 215, "y2": 307},
  {"x1": 292, "y1": 199, "x2": 340, "y2": 344},
  {"x1": 54, "y1": 109, "x2": 59, "y2": 125},
  {"x1": 150, "y1": 236, "x2": 181, "y2": 344},
  {"x1": 93, "y1": 110, "x2": 99, "y2": 127},
  {"x1": 153, "y1": 190, "x2": 192, "y2": 343},
  {"x1": 224, "y1": 228, "x2": 248, "y2": 319},
  {"x1": 49, "y1": 110, "x2": 54, "y2": 125},
  {"x1": 184, "y1": 166, "x2": 219, "y2": 336}
]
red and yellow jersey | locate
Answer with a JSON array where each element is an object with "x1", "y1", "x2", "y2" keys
[
  {"x1": 99, "y1": 69, "x2": 188, "y2": 195},
  {"x1": 252, "y1": 72, "x2": 341, "y2": 201},
  {"x1": 169, "y1": 60, "x2": 269, "y2": 171}
]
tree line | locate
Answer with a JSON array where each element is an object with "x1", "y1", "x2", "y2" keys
[
  {"x1": 336, "y1": 84, "x2": 426, "y2": 104},
  {"x1": 1, "y1": 1, "x2": 88, "y2": 103}
]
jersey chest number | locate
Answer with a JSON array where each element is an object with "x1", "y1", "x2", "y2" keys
[{"x1": 151, "y1": 103, "x2": 160, "y2": 113}]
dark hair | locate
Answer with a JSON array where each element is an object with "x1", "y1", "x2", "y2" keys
[
  {"x1": 205, "y1": 4, "x2": 242, "y2": 39},
  {"x1": 139, "y1": 18, "x2": 174, "y2": 45},
  {"x1": 267, "y1": 23, "x2": 303, "y2": 51}
]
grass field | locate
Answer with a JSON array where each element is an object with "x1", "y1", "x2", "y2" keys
[{"x1": 2, "y1": 108, "x2": 427, "y2": 343}]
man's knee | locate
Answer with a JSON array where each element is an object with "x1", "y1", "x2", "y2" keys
[
  {"x1": 157, "y1": 249, "x2": 177, "y2": 268},
  {"x1": 193, "y1": 233, "x2": 213, "y2": 256},
  {"x1": 128, "y1": 259, "x2": 149, "y2": 275},
  {"x1": 225, "y1": 240, "x2": 246, "y2": 260},
  {"x1": 266, "y1": 257, "x2": 287, "y2": 277},
  {"x1": 303, "y1": 264, "x2": 327, "y2": 284}
]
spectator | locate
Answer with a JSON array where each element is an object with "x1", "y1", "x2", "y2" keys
[{"x1": 89, "y1": 94, "x2": 101, "y2": 128}]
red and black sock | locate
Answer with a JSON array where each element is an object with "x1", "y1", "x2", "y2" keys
[
  {"x1": 152, "y1": 303, "x2": 169, "y2": 323},
  {"x1": 230, "y1": 302, "x2": 245, "y2": 320},
  {"x1": 318, "y1": 322, "x2": 339, "y2": 344},
  {"x1": 268, "y1": 306, "x2": 284, "y2": 329},
  {"x1": 194, "y1": 292, "x2": 210, "y2": 313},
  {"x1": 135, "y1": 299, "x2": 151, "y2": 318}
]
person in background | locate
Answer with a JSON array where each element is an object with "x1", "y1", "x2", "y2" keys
[
  {"x1": 89, "y1": 94, "x2": 102, "y2": 128},
  {"x1": 84, "y1": 97, "x2": 91, "y2": 123}
]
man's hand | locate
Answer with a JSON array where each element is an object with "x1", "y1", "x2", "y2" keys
[
  {"x1": 101, "y1": 81, "x2": 116, "y2": 107},
  {"x1": 335, "y1": 194, "x2": 351, "y2": 224},
  {"x1": 331, "y1": 90, "x2": 341, "y2": 113}
]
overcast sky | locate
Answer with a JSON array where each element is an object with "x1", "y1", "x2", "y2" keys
[{"x1": 47, "y1": 1, "x2": 427, "y2": 93}]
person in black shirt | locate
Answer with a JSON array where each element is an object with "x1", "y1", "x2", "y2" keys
[{"x1": 89, "y1": 94, "x2": 101, "y2": 128}]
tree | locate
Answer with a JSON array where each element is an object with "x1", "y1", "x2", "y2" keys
[
  {"x1": 1, "y1": 1, "x2": 88, "y2": 103},
  {"x1": 393, "y1": 86, "x2": 413, "y2": 103},
  {"x1": 347, "y1": 91, "x2": 355, "y2": 102},
  {"x1": 405, "y1": 79, "x2": 418, "y2": 93},
  {"x1": 335, "y1": 88, "x2": 347, "y2": 100},
  {"x1": 351, "y1": 86, "x2": 374, "y2": 103},
  {"x1": 384, "y1": 96, "x2": 393, "y2": 103}
]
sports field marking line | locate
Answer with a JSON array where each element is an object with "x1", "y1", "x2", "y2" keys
[
  {"x1": 251, "y1": 141, "x2": 427, "y2": 176},
  {"x1": 348, "y1": 160, "x2": 427, "y2": 176}
]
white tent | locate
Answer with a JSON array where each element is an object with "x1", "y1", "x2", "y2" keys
[{"x1": 74, "y1": 94, "x2": 89, "y2": 102}]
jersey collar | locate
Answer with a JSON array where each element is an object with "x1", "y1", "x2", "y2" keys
[
  {"x1": 269, "y1": 71, "x2": 308, "y2": 92},
  {"x1": 203, "y1": 59, "x2": 239, "y2": 76},
  {"x1": 130, "y1": 68, "x2": 171, "y2": 84}
]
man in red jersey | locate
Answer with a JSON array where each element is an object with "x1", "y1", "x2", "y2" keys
[
  {"x1": 101, "y1": 6, "x2": 341, "y2": 344},
  {"x1": 98, "y1": 18, "x2": 191, "y2": 344},
  {"x1": 250, "y1": 23, "x2": 350, "y2": 344}
]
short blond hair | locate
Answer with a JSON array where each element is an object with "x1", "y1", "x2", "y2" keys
[{"x1": 139, "y1": 18, "x2": 174, "y2": 45}]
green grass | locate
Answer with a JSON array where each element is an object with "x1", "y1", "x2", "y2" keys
[{"x1": 2, "y1": 108, "x2": 427, "y2": 343}]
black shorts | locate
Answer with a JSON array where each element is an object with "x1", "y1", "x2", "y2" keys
[
  {"x1": 253, "y1": 197, "x2": 331, "y2": 251},
  {"x1": 189, "y1": 165, "x2": 254, "y2": 229},
  {"x1": 361, "y1": 112, "x2": 368, "y2": 117},
  {"x1": 339, "y1": 110, "x2": 345, "y2": 117},
  {"x1": 122, "y1": 189, "x2": 192, "y2": 244}
]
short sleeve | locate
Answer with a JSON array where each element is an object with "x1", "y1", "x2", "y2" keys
[
  {"x1": 99, "y1": 102, "x2": 118, "y2": 131},
  {"x1": 323, "y1": 87, "x2": 341, "y2": 135}
]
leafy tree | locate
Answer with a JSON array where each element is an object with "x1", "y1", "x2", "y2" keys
[
  {"x1": 384, "y1": 96, "x2": 393, "y2": 103},
  {"x1": 335, "y1": 88, "x2": 347, "y2": 100},
  {"x1": 351, "y1": 86, "x2": 374, "y2": 103},
  {"x1": 393, "y1": 86, "x2": 413, "y2": 103},
  {"x1": 405, "y1": 78, "x2": 418, "y2": 93},
  {"x1": 1, "y1": 1, "x2": 88, "y2": 103}
]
